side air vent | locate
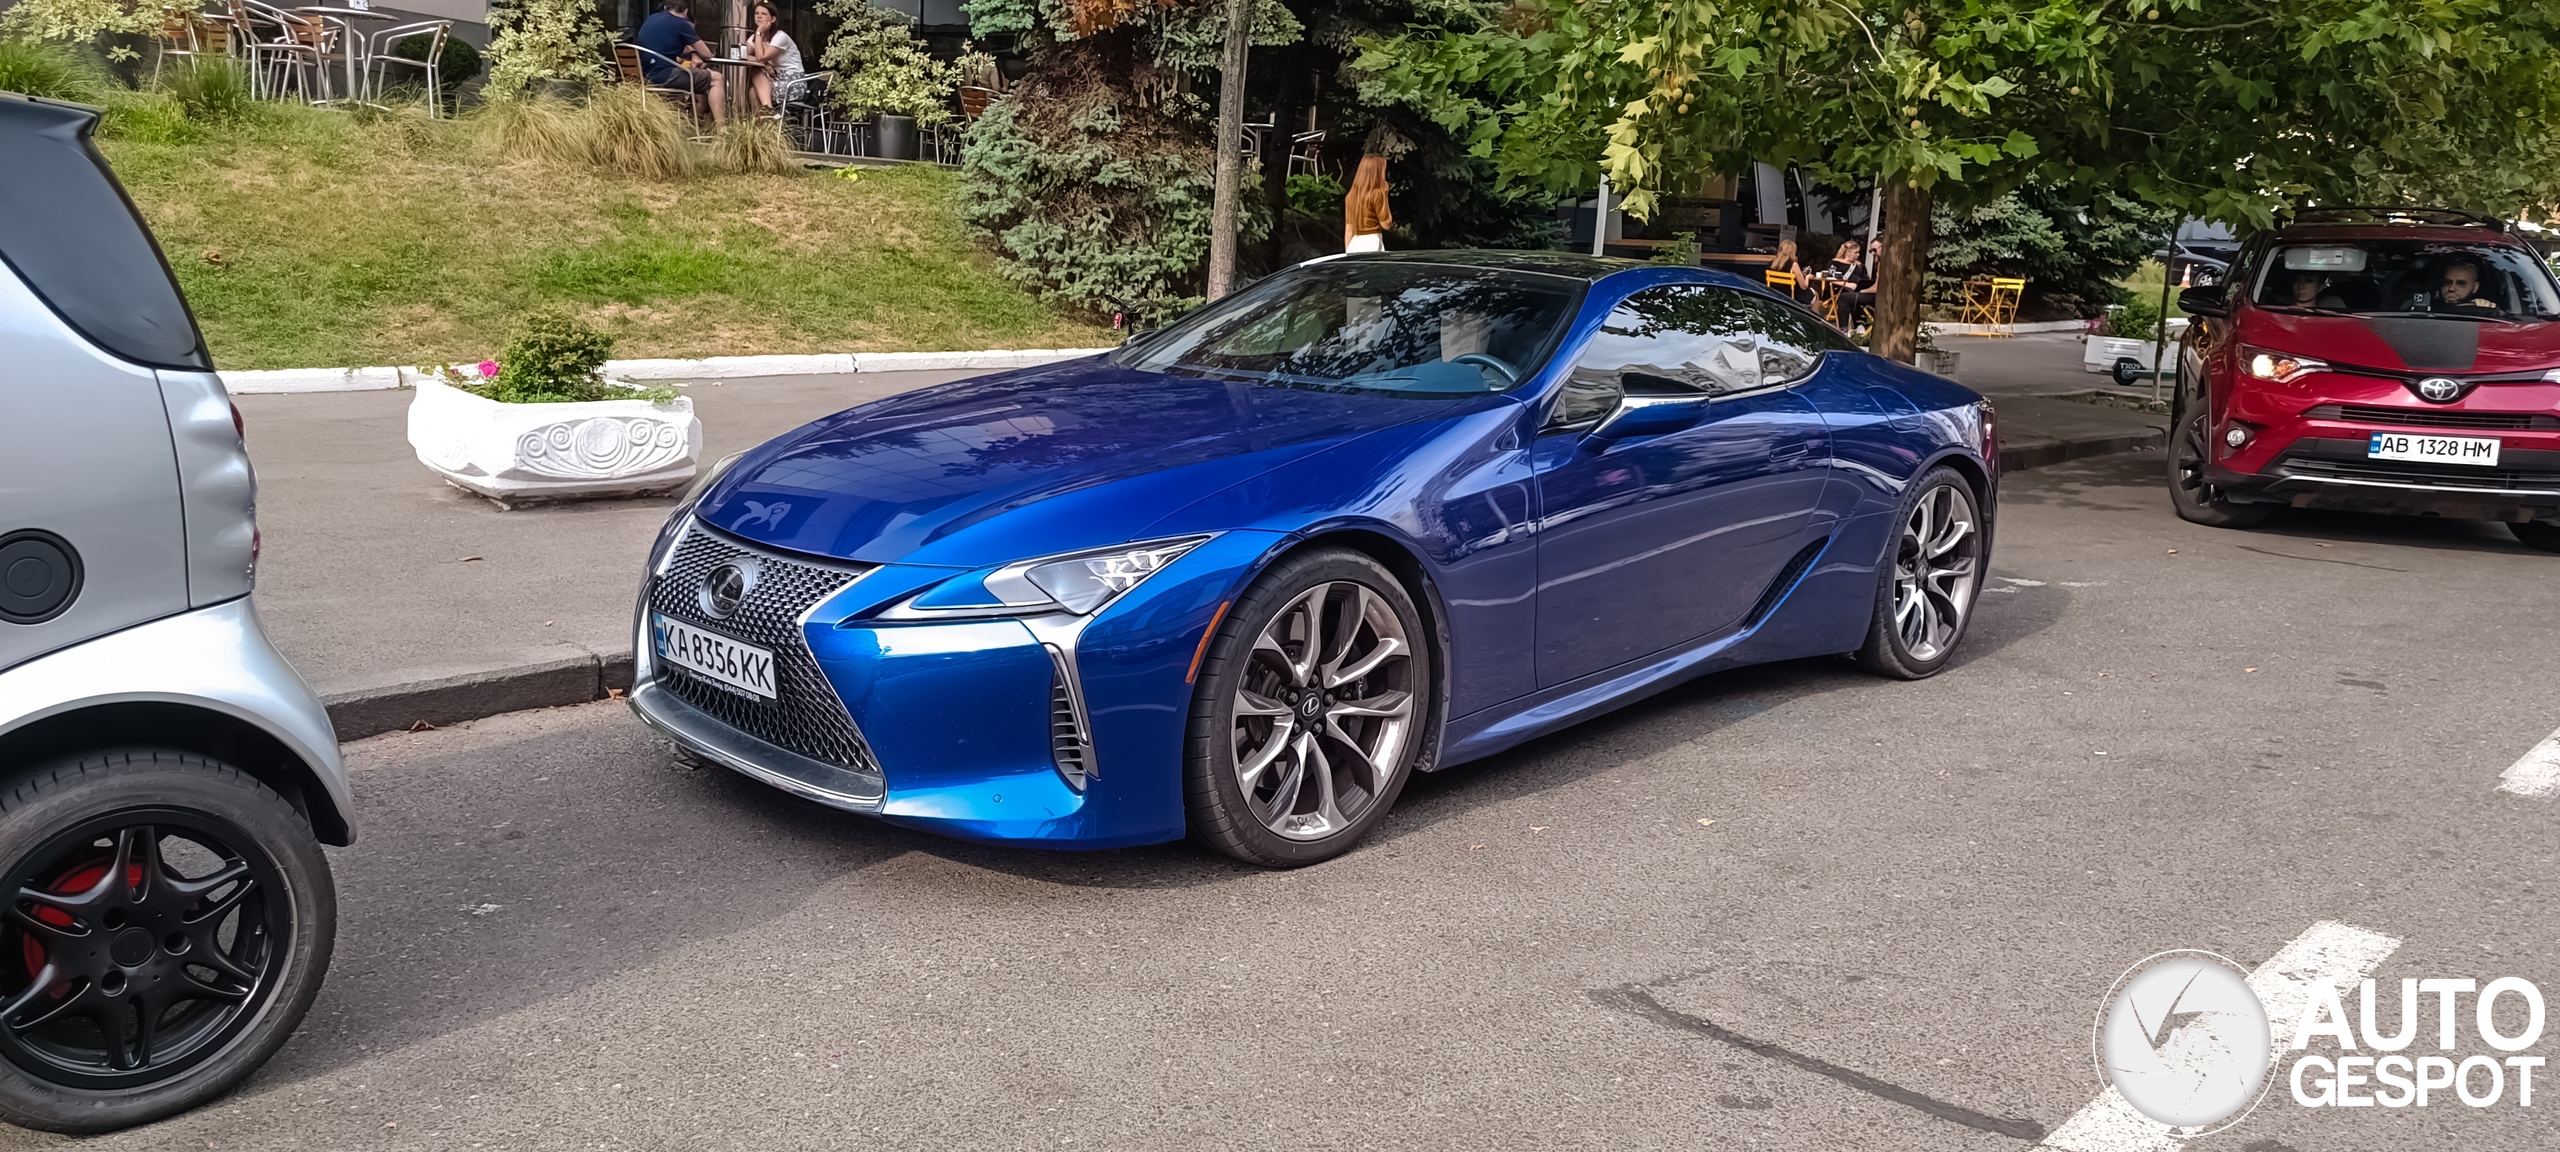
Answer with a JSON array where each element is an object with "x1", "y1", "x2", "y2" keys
[
  {"x1": 1742, "y1": 537, "x2": 1829, "y2": 629},
  {"x1": 1045, "y1": 644, "x2": 1095, "y2": 790}
]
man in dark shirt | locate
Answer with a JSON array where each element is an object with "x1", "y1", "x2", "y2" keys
[{"x1": 634, "y1": 0, "x2": 722, "y2": 123}]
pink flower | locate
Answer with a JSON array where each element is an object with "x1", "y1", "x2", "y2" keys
[{"x1": 477, "y1": 360, "x2": 500, "y2": 378}]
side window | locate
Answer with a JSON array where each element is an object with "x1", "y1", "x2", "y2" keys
[{"x1": 1547, "y1": 285, "x2": 1837, "y2": 430}]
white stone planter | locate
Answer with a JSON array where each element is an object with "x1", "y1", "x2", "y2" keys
[
  {"x1": 405, "y1": 377, "x2": 702, "y2": 504},
  {"x1": 1914, "y1": 350, "x2": 1961, "y2": 379},
  {"x1": 2081, "y1": 318, "x2": 2191, "y2": 373}
]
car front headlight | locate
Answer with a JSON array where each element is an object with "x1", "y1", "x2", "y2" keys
[
  {"x1": 2243, "y1": 346, "x2": 2326, "y2": 384},
  {"x1": 882, "y1": 535, "x2": 1214, "y2": 619}
]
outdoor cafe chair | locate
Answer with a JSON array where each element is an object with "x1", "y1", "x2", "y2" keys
[
  {"x1": 232, "y1": 0, "x2": 329, "y2": 102},
  {"x1": 1976, "y1": 276, "x2": 2027, "y2": 335},
  {"x1": 1808, "y1": 276, "x2": 1846, "y2": 330},
  {"x1": 1287, "y1": 129, "x2": 1324, "y2": 176},
  {"x1": 1763, "y1": 267, "x2": 1800, "y2": 301},
  {"x1": 614, "y1": 42, "x2": 706, "y2": 123},
  {"x1": 364, "y1": 19, "x2": 449, "y2": 115},
  {"x1": 958, "y1": 84, "x2": 997, "y2": 122},
  {"x1": 780, "y1": 71, "x2": 842, "y2": 153},
  {"x1": 150, "y1": 5, "x2": 233, "y2": 85}
]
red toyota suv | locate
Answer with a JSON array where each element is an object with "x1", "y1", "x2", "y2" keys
[{"x1": 2167, "y1": 208, "x2": 2560, "y2": 551}]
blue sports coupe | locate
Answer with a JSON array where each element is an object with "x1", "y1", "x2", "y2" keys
[{"x1": 629, "y1": 252, "x2": 1996, "y2": 865}]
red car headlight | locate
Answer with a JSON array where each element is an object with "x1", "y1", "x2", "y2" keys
[{"x1": 2243, "y1": 346, "x2": 2326, "y2": 383}]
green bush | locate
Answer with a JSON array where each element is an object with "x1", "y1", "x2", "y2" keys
[
  {"x1": 479, "y1": 309, "x2": 620, "y2": 402},
  {"x1": 0, "y1": 37, "x2": 104, "y2": 101},
  {"x1": 1929, "y1": 184, "x2": 2176, "y2": 317},
  {"x1": 2099, "y1": 293, "x2": 2165, "y2": 339}
]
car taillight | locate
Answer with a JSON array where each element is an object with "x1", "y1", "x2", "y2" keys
[{"x1": 2243, "y1": 346, "x2": 2326, "y2": 383}]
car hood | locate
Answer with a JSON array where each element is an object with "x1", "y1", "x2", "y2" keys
[
  {"x1": 2248, "y1": 309, "x2": 2560, "y2": 375},
  {"x1": 694, "y1": 360, "x2": 1463, "y2": 567}
]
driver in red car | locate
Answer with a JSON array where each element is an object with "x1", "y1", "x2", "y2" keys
[{"x1": 2424, "y1": 256, "x2": 2501, "y2": 313}]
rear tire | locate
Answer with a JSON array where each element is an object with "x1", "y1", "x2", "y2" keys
[
  {"x1": 0, "y1": 752, "x2": 334, "y2": 1134},
  {"x1": 1853, "y1": 468, "x2": 1985, "y2": 680},
  {"x1": 2167, "y1": 408, "x2": 2272, "y2": 528},
  {"x1": 1185, "y1": 549, "x2": 1433, "y2": 868},
  {"x1": 2511, "y1": 520, "x2": 2560, "y2": 553}
]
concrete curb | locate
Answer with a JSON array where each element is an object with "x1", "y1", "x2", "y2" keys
[
  {"x1": 325, "y1": 652, "x2": 635, "y2": 740},
  {"x1": 223, "y1": 348, "x2": 1118, "y2": 395},
  {"x1": 1998, "y1": 427, "x2": 2166, "y2": 473}
]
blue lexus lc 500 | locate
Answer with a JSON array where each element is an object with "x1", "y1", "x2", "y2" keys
[{"x1": 629, "y1": 251, "x2": 1997, "y2": 866}]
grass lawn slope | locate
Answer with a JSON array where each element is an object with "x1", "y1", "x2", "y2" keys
[{"x1": 99, "y1": 107, "x2": 1109, "y2": 370}]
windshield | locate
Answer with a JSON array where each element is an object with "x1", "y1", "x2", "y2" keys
[
  {"x1": 2251, "y1": 239, "x2": 2560, "y2": 320},
  {"x1": 1116, "y1": 261, "x2": 1586, "y2": 394}
]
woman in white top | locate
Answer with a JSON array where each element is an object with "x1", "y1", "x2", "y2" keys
[{"x1": 743, "y1": 1, "x2": 805, "y2": 110}]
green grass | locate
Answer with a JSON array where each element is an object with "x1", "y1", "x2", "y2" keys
[
  {"x1": 2116, "y1": 259, "x2": 2189, "y2": 319},
  {"x1": 95, "y1": 103, "x2": 1107, "y2": 369}
]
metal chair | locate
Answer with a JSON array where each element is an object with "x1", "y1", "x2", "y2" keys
[
  {"x1": 1286, "y1": 129, "x2": 1324, "y2": 177},
  {"x1": 1808, "y1": 277, "x2": 1846, "y2": 330},
  {"x1": 777, "y1": 71, "x2": 840, "y2": 153},
  {"x1": 232, "y1": 0, "x2": 329, "y2": 102},
  {"x1": 150, "y1": 6, "x2": 230, "y2": 85},
  {"x1": 613, "y1": 42, "x2": 706, "y2": 122},
  {"x1": 365, "y1": 20, "x2": 449, "y2": 114},
  {"x1": 1240, "y1": 111, "x2": 1276, "y2": 158},
  {"x1": 1977, "y1": 276, "x2": 2027, "y2": 335},
  {"x1": 958, "y1": 84, "x2": 997, "y2": 122}
]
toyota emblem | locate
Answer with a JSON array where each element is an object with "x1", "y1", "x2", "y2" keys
[
  {"x1": 701, "y1": 562, "x2": 752, "y2": 619},
  {"x1": 2415, "y1": 377, "x2": 2464, "y2": 403}
]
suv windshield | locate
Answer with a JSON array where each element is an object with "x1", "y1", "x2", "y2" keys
[
  {"x1": 1116, "y1": 261, "x2": 1585, "y2": 394},
  {"x1": 2251, "y1": 239, "x2": 2560, "y2": 321}
]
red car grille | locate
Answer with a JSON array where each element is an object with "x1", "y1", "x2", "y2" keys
[
  {"x1": 2302, "y1": 403, "x2": 2560, "y2": 431},
  {"x1": 2279, "y1": 457, "x2": 2560, "y2": 491}
]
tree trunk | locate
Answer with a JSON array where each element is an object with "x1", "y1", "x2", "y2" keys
[
  {"x1": 1205, "y1": 0, "x2": 1253, "y2": 300},
  {"x1": 1870, "y1": 179, "x2": 1933, "y2": 363}
]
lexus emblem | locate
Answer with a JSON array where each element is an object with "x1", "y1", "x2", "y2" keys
[
  {"x1": 701, "y1": 563, "x2": 752, "y2": 619},
  {"x1": 2414, "y1": 377, "x2": 2464, "y2": 403}
]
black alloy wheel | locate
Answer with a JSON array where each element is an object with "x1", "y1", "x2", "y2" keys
[
  {"x1": 2166, "y1": 408, "x2": 2272, "y2": 528},
  {"x1": 0, "y1": 753, "x2": 332, "y2": 1134}
]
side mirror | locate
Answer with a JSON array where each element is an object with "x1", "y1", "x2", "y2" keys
[{"x1": 2177, "y1": 284, "x2": 2228, "y2": 318}]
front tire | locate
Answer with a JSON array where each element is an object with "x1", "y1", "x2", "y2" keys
[
  {"x1": 1854, "y1": 468, "x2": 1985, "y2": 680},
  {"x1": 2512, "y1": 520, "x2": 2560, "y2": 553},
  {"x1": 0, "y1": 752, "x2": 334, "y2": 1134},
  {"x1": 2167, "y1": 408, "x2": 2272, "y2": 528},
  {"x1": 1185, "y1": 549, "x2": 1433, "y2": 868}
]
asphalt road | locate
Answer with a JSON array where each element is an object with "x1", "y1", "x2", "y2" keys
[{"x1": 11, "y1": 449, "x2": 2558, "y2": 1151}]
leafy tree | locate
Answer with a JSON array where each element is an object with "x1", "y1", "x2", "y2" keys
[
  {"x1": 485, "y1": 0, "x2": 610, "y2": 97},
  {"x1": 1360, "y1": 0, "x2": 2560, "y2": 361},
  {"x1": 957, "y1": 0, "x2": 1295, "y2": 322},
  {"x1": 1930, "y1": 184, "x2": 2173, "y2": 316}
]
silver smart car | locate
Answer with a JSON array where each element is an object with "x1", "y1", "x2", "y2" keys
[{"x1": 0, "y1": 93, "x2": 349, "y2": 1132}]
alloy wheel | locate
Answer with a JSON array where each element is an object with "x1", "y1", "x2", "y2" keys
[
  {"x1": 0, "y1": 812, "x2": 287, "y2": 1090},
  {"x1": 2172, "y1": 412, "x2": 2219, "y2": 504},
  {"x1": 1230, "y1": 581, "x2": 1416, "y2": 841},
  {"x1": 1892, "y1": 483, "x2": 1981, "y2": 663}
]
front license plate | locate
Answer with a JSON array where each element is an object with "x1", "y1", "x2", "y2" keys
[
  {"x1": 2367, "y1": 432, "x2": 2501, "y2": 467},
  {"x1": 653, "y1": 614, "x2": 777, "y2": 699}
]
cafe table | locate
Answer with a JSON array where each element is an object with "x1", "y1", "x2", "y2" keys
[{"x1": 703, "y1": 56, "x2": 766, "y2": 124}]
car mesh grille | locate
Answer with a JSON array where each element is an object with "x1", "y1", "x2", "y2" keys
[
  {"x1": 2304, "y1": 404, "x2": 2560, "y2": 431},
  {"x1": 2279, "y1": 457, "x2": 2560, "y2": 491},
  {"x1": 647, "y1": 522, "x2": 878, "y2": 773}
]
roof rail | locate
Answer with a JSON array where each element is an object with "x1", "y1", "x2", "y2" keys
[{"x1": 2282, "y1": 207, "x2": 2508, "y2": 232}]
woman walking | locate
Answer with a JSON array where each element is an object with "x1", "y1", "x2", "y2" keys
[{"x1": 1344, "y1": 155, "x2": 1393, "y2": 253}]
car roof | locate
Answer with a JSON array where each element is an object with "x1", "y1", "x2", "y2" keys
[{"x1": 1329, "y1": 249, "x2": 1648, "y2": 281}]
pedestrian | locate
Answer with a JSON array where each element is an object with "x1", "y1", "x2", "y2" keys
[{"x1": 1344, "y1": 154, "x2": 1393, "y2": 254}]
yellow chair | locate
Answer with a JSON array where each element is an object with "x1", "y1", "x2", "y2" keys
[
  {"x1": 1956, "y1": 277, "x2": 1998, "y2": 326},
  {"x1": 1979, "y1": 277, "x2": 2027, "y2": 335},
  {"x1": 1808, "y1": 277, "x2": 1846, "y2": 329}
]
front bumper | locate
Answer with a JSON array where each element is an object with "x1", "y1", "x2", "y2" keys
[
  {"x1": 630, "y1": 520, "x2": 1271, "y2": 848},
  {"x1": 2207, "y1": 378, "x2": 2560, "y2": 520},
  {"x1": 2208, "y1": 436, "x2": 2560, "y2": 520}
]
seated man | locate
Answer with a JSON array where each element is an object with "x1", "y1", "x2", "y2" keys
[
  {"x1": 2421, "y1": 256, "x2": 2500, "y2": 314},
  {"x1": 635, "y1": 0, "x2": 723, "y2": 124}
]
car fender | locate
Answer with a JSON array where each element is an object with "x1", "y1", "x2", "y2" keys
[{"x1": 0, "y1": 598, "x2": 351, "y2": 843}]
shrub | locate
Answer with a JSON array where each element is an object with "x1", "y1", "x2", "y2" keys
[
  {"x1": 0, "y1": 36, "x2": 104, "y2": 101},
  {"x1": 484, "y1": 0, "x2": 608, "y2": 98},
  {"x1": 2099, "y1": 293, "x2": 2165, "y2": 339},
  {"x1": 0, "y1": 0, "x2": 161, "y2": 62},
  {"x1": 816, "y1": 0, "x2": 959, "y2": 125},
  {"x1": 1930, "y1": 185, "x2": 2177, "y2": 317},
  {"x1": 477, "y1": 310, "x2": 620, "y2": 402},
  {"x1": 475, "y1": 86, "x2": 696, "y2": 180},
  {"x1": 159, "y1": 57, "x2": 254, "y2": 123}
]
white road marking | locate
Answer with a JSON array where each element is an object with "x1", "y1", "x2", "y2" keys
[
  {"x1": 2039, "y1": 920, "x2": 2402, "y2": 1152},
  {"x1": 2496, "y1": 727, "x2": 2560, "y2": 799},
  {"x1": 1997, "y1": 576, "x2": 2049, "y2": 586}
]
